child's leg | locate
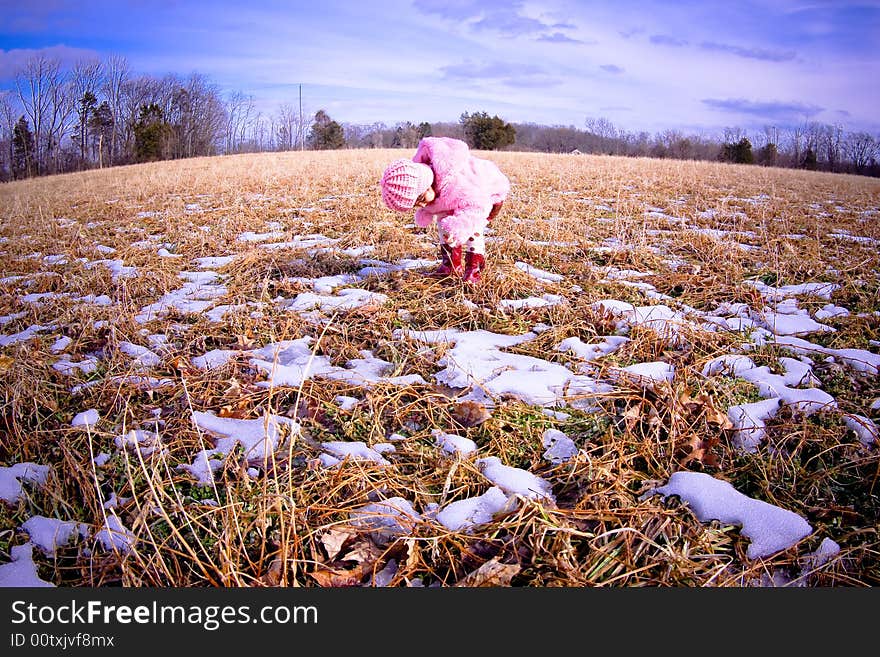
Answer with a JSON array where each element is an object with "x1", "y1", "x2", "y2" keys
[
  {"x1": 429, "y1": 226, "x2": 462, "y2": 277},
  {"x1": 462, "y1": 226, "x2": 487, "y2": 285}
]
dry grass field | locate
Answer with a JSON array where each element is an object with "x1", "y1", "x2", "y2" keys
[{"x1": 1, "y1": 149, "x2": 878, "y2": 587}]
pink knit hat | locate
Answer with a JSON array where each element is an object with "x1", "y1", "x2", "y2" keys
[{"x1": 381, "y1": 159, "x2": 434, "y2": 211}]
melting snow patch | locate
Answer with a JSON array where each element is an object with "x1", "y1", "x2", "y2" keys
[
  {"x1": 135, "y1": 272, "x2": 227, "y2": 323},
  {"x1": 753, "y1": 310, "x2": 834, "y2": 336},
  {"x1": 515, "y1": 261, "x2": 564, "y2": 283},
  {"x1": 542, "y1": 429, "x2": 578, "y2": 464},
  {"x1": 499, "y1": 294, "x2": 566, "y2": 311},
  {"x1": 800, "y1": 538, "x2": 841, "y2": 573},
  {"x1": 743, "y1": 280, "x2": 838, "y2": 301},
  {"x1": 643, "y1": 471, "x2": 812, "y2": 559},
  {"x1": 21, "y1": 516, "x2": 88, "y2": 556},
  {"x1": 617, "y1": 361, "x2": 675, "y2": 386},
  {"x1": 191, "y1": 411, "x2": 300, "y2": 464},
  {"x1": 0, "y1": 462, "x2": 51, "y2": 505},
  {"x1": 282, "y1": 288, "x2": 388, "y2": 314},
  {"x1": 321, "y1": 441, "x2": 390, "y2": 465},
  {"x1": 396, "y1": 328, "x2": 612, "y2": 410},
  {"x1": 85, "y1": 259, "x2": 137, "y2": 281},
  {"x1": 114, "y1": 430, "x2": 163, "y2": 457},
  {"x1": 193, "y1": 255, "x2": 236, "y2": 269},
  {"x1": 476, "y1": 457, "x2": 555, "y2": 502},
  {"x1": 0, "y1": 544, "x2": 54, "y2": 587},
  {"x1": 814, "y1": 304, "x2": 850, "y2": 320},
  {"x1": 727, "y1": 399, "x2": 782, "y2": 452},
  {"x1": 71, "y1": 409, "x2": 100, "y2": 428},
  {"x1": 435, "y1": 487, "x2": 512, "y2": 531},
  {"x1": 119, "y1": 342, "x2": 163, "y2": 368},
  {"x1": 843, "y1": 414, "x2": 879, "y2": 447},
  {"x1": 192, "y1": 348, "x2": 240, "y2": 370},
  {"x1": 237, "y1": 230, "x2": 285, "y2": 243},
  {"x1": 54, "y1": 357, "x2": 100, "y2": 375},
  {"x1": 349, "y1": 497, "x2": 422, "y2": 544},
  {"x1": 95, "y1": 512, "x2": 136, "y2": 554},
  {"x1": 335, "y1": 395, "x2": 360, "y2": 411},
  {"x1": 433, "y1": 429, "x2": 478, "y2": 456},
  {"x1": 0, "y1": 324, "x2": 53, "y2": 347}
]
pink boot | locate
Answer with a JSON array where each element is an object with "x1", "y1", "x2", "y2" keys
[
  {"x1": 429, "y1": 244, "x2": 463, "y2": 278},
  {"x1": 462, "y1": 252, "x2": 485, "y2": 285}
]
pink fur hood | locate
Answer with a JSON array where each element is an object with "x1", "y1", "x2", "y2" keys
[{"x1": 411, "y1": 137, "x2": 510, "y2": 245}]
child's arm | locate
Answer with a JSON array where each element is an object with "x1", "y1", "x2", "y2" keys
[
  {"x1": 487, "y1": 202, "x2": 503, "y2": 222},
  {"x1": 414, "y1": 208, "x2": 435, "y2": 228}
]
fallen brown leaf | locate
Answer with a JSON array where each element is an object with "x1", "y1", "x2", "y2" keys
[
  {"x1": 452, "y1": 400, "x2": 492, "y2": 427},
  {"x1": 455, "y1": 558, "x2": 521, "y2": 587},
  {"x1": 319, "y1": 528, "x2": 355, "y2": 561},
  {"x1": 309, "y1": 565, "x2": 365, "y2": 587}
]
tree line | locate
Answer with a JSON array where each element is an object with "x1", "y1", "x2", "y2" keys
[{"x1": 2, "y1": 54, "x2": 878, "y2": 181}]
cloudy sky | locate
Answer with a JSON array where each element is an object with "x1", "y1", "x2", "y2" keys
[{"x1": 1, "y1": 0, "x2": 878, "y2": 136}]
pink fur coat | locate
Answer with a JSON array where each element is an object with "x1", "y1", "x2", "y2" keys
[{"x1": 411, "y1": 137, "x2": 510, "y2": 246}]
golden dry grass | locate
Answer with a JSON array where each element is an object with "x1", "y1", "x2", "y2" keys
[{"x1": 1, "y1": 149, "x2": 878, "y2": 588}]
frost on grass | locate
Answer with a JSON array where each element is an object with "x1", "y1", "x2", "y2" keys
[{"x1": 644, "y1": 471, "x2": 812, "y2": 559}]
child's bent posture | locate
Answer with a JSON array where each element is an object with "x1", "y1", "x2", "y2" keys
[{"x1": 380, "y1": 137, "x2": 510, "y2": 284}]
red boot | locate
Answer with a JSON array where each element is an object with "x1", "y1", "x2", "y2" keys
[
  {"x1": 429, "y1": 243, "x2": 463, "y2": 278},
  {"x1": 462, "y1": 252, "x2": 485, "y2": 285}
]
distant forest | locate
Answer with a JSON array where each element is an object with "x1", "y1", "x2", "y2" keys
[{"x1": 2, "y1": 54, "x2": 878, "y2": 181}]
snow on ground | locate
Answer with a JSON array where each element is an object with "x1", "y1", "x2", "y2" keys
[
  {"x1": 0, "y1": 462, "x2": 51, "y2": 505},
  {"x1": 2, "y1": 217, "x2": 878, "y2": 584},
  {"x1": 643, "y1": 471, "x2": 812, "y2": 559}
]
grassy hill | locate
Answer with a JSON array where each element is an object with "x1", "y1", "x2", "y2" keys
[{"x1": 1, "y1": 150, "x2": 878, "y2": 587}]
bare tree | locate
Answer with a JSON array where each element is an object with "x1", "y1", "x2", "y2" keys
[
  {"x1": 15, "y1": 55, "x2": 72, "y2": 174},
  {"x1": 224, "y1": 90, "x2": 255, "y2": 154},
  {"x1": 276, "y1": 103, "x2": 298, "y2": 151},
  {"x1": 819, "y1": 123, "x2": 844, "y2": 172},
  {"x1": 102, "y1": 55, "x2": 129, "y2": 166},
  {"x1": 0, "y1": 90, "x2": 18, "y2": 180},
  {"x1": 844, "y1": 132, "x2": 877, "y2": 172},
  {"x1": 585, "y1": 117, "x2": 620, "y2": 154},
  {"x1": 166, "y1": 73, "x2": 225, "y2": 158},
  {"x1": 71, "y1": 58, "x2": 104, "y2": 168}
]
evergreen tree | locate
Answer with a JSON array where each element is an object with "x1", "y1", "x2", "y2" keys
[
  {"x1": 460, "y1": 112, "x2": 515, "y2": 150},
  {"x1": 307, "y1": 110, "x2": 345, "y2": 150},
  {"x1": 88, "y1": 101, "x2": 114, "y2": 167},
  {"x1": 73, "y1": 91, "x2": 98, "y2": 167},
  {"x1": 12, "y1": 116, "x2": 35, "y2": 179},
  {"x1": 758, "y1": 142, "x2": 778, "y2": 166},
  {"x1": 720, "y1": 137, "x2": 754, "y2": 164},
  {"x1": 417, "y1": 122, "x2": 432, "y2": 139},
  {"x1": 801, "y1": 147, "x2": 818, "y2": 170},
  {"x1": 133, "y1": 103, "x2": 171, "y2": 162}
]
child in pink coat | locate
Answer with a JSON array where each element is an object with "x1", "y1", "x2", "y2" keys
[{"x1": 380, "y1": 137, "x2": 510, "y2": 284}]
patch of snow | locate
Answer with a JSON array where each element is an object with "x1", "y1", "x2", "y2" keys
[{"x1": 643, "y1": 471, "x2": 812, "y2": 559}]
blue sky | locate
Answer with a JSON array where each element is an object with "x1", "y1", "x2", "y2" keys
[{"x1": 1, "y1": 0, "x2": 878, "y2": 135}]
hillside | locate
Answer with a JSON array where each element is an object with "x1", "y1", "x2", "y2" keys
[{"x1": 1, "y1": 150, "x2": 878, "y2": 587}]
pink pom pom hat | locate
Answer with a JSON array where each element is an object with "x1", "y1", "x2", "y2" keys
[{"x1": 380, "y1": 159, "x2": 434, "y2": 211}]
